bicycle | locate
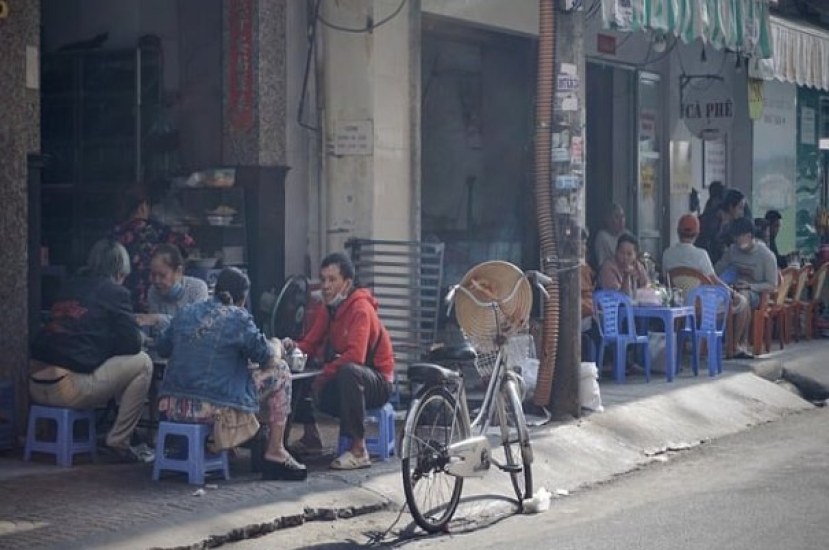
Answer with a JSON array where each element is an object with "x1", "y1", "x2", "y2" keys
[{"x1": 400, "y1": 260, "x2": 552, "y2": 533}]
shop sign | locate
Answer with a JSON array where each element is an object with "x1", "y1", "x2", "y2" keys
[
  {"x1": 227, "y1": 0, "x2": 254, "y2": 132},
  {"x1": 680, "y1": 80, "x2": 734, "y2": 140}
]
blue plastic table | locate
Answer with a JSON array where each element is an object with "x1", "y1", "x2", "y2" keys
[{"x1": 632, "y1": 305, "x2": 697, "y2": 382}]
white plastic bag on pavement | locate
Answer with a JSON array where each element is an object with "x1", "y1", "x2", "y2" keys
[
  {"x1": 522, "y1": 487, "x2": 552, "y2": 514},
  {"x1": 579, "y1": 362, "x2": 603, "y2": 412}
]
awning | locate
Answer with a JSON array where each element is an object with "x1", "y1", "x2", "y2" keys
[
  {"x1": 601, "y1": 0, "x2": 773, "y2": 59},
  {"x1": 751, "y1": 15, "x2": 829, "y2": 92}
]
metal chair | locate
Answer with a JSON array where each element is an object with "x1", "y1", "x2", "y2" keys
[
  {"x1": 678, "y1": 285, "x2": 729, "y2": 377},
  {"x1": 592, "y1": 290, "x2": 651, "y2": 383}
]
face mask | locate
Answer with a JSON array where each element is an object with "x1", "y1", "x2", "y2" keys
[
  {"x1": 164, "y1": 280, "x2": 185, "y2": 302},
  {"x1": 327, "y1": 281, "x2": 351, "y2": 307}
]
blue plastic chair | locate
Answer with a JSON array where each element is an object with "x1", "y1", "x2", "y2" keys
[
  {"x1": 678, "y1": 285, "x2": 730, "y2": 377},
  {"x1": 592, "y1": 290, "x2": 651, "y2": 383}
]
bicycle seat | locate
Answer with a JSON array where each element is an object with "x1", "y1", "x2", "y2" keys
[
  {"x1": 408, "y1": 363, "x2": 462, "y2": 385},
  {"x1": 427, "y1": 343, "x2": 477, "y2": 362}
]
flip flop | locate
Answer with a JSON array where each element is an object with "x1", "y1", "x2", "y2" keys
[{"x1": 330, "y1": 450, "x2": 371, "y2": 470}]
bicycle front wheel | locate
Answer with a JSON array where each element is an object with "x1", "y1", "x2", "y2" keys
[
  {"x1": 401, "y1": 386, "x2": 467, "y2": 533},
  {"x1": 497, "y1": 378, "x2": 533, "y2": 504}
]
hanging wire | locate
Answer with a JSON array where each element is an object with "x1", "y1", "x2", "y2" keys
[{"x1": 317, "y1": 0, "x2": 408, "y2": 34}]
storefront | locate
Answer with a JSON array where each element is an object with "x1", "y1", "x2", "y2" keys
[
  {"x1": 752, "y1": 14, "x2": 829, "y2": 258},
  {"x1": 592, "y1": 0, "x2": 773, "y2": 267}
]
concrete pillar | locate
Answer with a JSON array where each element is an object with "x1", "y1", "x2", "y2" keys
[
  {"x1": 319, "y1": 0, "x2": 418, "y2": 255},
  {"x1": 0, "y1": 0, "x2": 40, "y2": 420},
  {"x1": 222, "y1": 0, "x2": 287, "y2": 165}
]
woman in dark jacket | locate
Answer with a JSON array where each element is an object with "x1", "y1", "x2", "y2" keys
[{"x1": 30, "y1": 239, "x2": 155, "y2": 463}]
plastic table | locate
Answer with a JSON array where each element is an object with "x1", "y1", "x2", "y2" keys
[{"x1": 632, "y1": 305, "x2": 697, "y2": 382}]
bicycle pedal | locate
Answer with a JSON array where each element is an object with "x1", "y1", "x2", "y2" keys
[{"x1": 498, "y1": 463, "x2": 522, "y2": 474}]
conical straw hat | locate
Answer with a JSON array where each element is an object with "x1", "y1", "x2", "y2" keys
[{"x1": 454, "y1": 260, "x2": 533, "y2": 350}]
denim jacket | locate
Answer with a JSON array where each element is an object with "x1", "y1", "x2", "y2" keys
[{"x1": 156, "y1": 298, "x2": 273, "y2": 412}]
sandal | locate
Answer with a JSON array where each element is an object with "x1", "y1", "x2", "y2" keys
[
  {"x1": 262, "y1": 456, "x2": 308, "y2": 481},
  {"x1": 101, "y1": 443, "x2": 155, "y2": 464},
  {"x1": 288, "y1": 438, "x2": 324, "y2": 456},
  {"x1": 330, "y1": 450, "x2": 371, "y2": 470}
]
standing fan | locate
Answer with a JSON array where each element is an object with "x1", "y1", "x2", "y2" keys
[{"x1": 264, "y1": 274, "x2": 309, "y2": 339}]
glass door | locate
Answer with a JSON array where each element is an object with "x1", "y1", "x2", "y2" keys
[{"x1": 637, "y1": 71, "x2": 663, "y2": 261}]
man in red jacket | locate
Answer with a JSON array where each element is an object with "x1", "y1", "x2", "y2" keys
[{"x1": 283, "y1": 252, "x2": 394, "y2": 470}]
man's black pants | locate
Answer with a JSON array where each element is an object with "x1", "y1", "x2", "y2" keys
[{"x1": 294, "y1": 363, "x2": 392, "y2": 439}]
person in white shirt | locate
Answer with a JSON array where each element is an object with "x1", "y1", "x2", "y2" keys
[
  {"x1": 593, "y1": 203, "x2": 631, "y2": 269},
  {"x1": 663, "y1": 214, "x2": 753, "y2": 359}
]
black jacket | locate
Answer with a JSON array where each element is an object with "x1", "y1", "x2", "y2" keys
[{"x1": 32, "y1": 275, "x2": 142, "y2": 374}]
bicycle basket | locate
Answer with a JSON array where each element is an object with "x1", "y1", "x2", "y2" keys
[
  {"x1": 474, "y1": 333, "x2": 536, "y2": 382},
  {"x1": 454, "y1": 261, "x2": 533, "y2": 352}
]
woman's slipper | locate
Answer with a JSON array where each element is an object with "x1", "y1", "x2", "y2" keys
[
  {"x1": 262, "y1": 456, "x2": 308, "y2": 481},
  {"x1": 330, "y1": 450, "x2": 371, "y2": 470},
  {"x1": 288, "y1": 438, "x2": 324, "y2": 456}
]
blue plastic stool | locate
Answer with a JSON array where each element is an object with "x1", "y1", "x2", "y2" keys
[
  {"x1": 337, "y1": 402, "x2": 395, "y2": 461},
  {"x1": 24, "y1": 405, "x2": 97, "y2": 467},
  {"x1": 153, "y1": 421, "x2": 229, "y2": 485}
]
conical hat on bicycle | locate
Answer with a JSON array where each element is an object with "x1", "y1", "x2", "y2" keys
[{"x1": 454, "y1": 260, "x2": 533, "y2": 350}]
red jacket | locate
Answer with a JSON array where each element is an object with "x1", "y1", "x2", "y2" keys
[{"x1": 297, "y1": 288, "x2": 395, "y2": 385}]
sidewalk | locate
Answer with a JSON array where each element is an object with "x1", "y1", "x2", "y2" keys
[{"x1": 0, "y1": 340, "x2": 824, "y2": 550}]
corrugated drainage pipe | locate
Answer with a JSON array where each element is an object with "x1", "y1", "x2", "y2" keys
[{"x1": 532, "y1": 0, "x2": 560, "y2": 408}]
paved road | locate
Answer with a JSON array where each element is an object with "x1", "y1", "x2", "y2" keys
[{"x1": 237, "y1": 407, "x2": 829, "y2": 549}]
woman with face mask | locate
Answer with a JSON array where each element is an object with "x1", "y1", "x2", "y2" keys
[
  {"x1": 137, "y1": 244, "x2": 208, "y2": 332},
  {"x1": 282, "y1": 252, "x2": 395, "y2": 470}
]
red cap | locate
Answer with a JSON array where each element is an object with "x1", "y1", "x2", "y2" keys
[{"x1": 678, "y1": 214, "x2": 700, "y2": 238}]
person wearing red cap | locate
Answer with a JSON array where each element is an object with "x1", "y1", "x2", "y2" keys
[{"x1": 662, "y1": 213, "x2": 753, "y2": 359}]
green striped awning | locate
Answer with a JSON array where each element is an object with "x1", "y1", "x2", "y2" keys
[{"x1": 601, "y1": 0, "x2": 773, "y2": 59}]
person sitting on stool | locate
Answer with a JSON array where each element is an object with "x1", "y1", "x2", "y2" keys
[{"x1": 282, "y1": 252, "x2": 395, "y2": 470}]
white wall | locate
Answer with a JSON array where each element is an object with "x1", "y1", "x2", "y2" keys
[
  {"x1": 285, "y1": 0, "x2": 314, "y2": 276},
  {"x1": 320, "y1": 0, "x2": 415, "y2": 255}
]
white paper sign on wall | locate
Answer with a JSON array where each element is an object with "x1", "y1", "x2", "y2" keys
[{"x1": 334, "y1": 120, "x2": 373, "y2": 156}]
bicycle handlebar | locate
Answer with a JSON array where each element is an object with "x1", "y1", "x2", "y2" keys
[{"x1": 445, "y1": 269, "x2": 553, "y2": 314}]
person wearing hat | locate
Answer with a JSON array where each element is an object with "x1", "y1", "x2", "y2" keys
[
  {"x1": 764, "y1": 210, "x2": 788, "y2": 269},
  {"x1": 663, "y1": 214, "x2": 753, "y2": 359}
]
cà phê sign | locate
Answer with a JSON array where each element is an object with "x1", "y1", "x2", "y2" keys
[
  {"x1": 682, "y1": 99, "x2": 733, "y2": 120},
  {"x1": 681, "y1": 79, "x2": 734, "y2": 140}
]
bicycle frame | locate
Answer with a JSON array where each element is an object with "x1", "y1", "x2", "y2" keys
[{"x1": 401, "y1": 308, "x2": 521, "y2": 479}]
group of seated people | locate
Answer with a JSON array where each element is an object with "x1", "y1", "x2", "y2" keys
[
  {"x1": 29, "y1": 239, "x2": 394, "y2": 481},
  {"x1": 583, "y1": 196, "x2": 786, "y2": 365}
]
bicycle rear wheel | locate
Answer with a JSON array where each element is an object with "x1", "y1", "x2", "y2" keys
[
  {"x1": 401, "y1": 386, "x2": 467, "y2": 533},
  {"x1": 497, "y1": 379, "x2": 533, "y2": 504}
]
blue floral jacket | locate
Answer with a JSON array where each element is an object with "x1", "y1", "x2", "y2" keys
[{"x1": 156, "y1": 298, "x2": 273, "y2": 412}]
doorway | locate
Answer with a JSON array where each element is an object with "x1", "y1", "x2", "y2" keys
[
  {"x1": 420, "y1": 18, "x2": 536, "y2": 286},
  {"x1": 585, "y1": 62, "x2": 665, "y2": 266}
]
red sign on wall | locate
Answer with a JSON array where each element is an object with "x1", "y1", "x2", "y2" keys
[{"x1": 227, "y1": 0, "x2": 254, "y2": 132}]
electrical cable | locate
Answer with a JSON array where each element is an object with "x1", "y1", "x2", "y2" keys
[
  {"x1": 297, "y1": 0, "x2": 323, "y2": 132},
  {"x1": 317, "y1": 0, "x2": 407, "y2": 34}
]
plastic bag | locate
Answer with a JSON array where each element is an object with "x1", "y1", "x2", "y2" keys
[{"x1": 579, "y1": 362, "x2": 603, "y2": 412}]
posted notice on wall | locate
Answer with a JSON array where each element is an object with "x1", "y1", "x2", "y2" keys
[
  {"x1": 334, "y1": 120, "x2": 373, "y2": 156},
  {"x1": 703, "y1": 137, "x2": 726, "y2": 189}
]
